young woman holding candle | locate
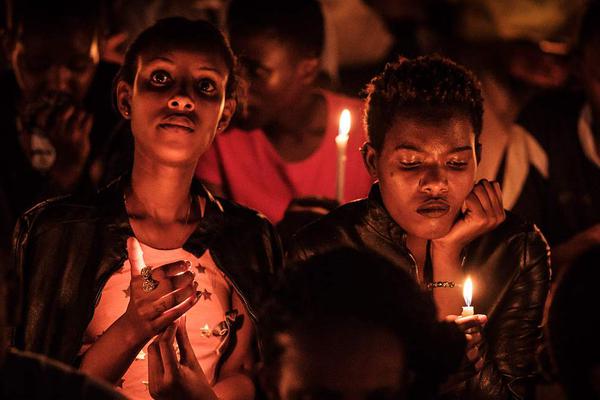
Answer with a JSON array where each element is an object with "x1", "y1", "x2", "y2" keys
[
  {"x1": 9, "y1": 18, "x2": 282, "y2": 400},
  {"x1": 290, "y1": 55, "x2": 551, "y2": 399}
]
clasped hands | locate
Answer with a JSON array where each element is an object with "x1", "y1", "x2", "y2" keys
[{"x1": 124, "y1": 237, "x2": 215, "y2": 399}]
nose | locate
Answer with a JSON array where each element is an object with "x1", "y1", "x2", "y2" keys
[
  {"x1": 419, "y1": 165, "x2": 449, "y2": 196},
  {"x1": 46, "y1": 65, "x2": 71, "y2": 93},
  {"x1": 168, "y1": 93, "x2": 195, "y2": 112}
]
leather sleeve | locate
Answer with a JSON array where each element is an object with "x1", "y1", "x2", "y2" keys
[{"x1": 469, "y1": 227, "x2": 551, "y2": 400}]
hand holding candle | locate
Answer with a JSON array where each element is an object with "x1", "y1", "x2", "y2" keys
[{"x1": 335, "y1": 109, "x2": 351, "y2": 203}]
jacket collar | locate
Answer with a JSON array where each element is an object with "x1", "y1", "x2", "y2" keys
[
  {"x1": 364, "y1": 183, "x2": 408, "y2": 248},
  {"x1": 97, "y1": 174, "x2": 226, "y2": 259}
]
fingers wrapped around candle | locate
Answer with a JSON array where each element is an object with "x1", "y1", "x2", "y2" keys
[{"x1": 125, "y1": 237, "x2": 199, "y2": 339}]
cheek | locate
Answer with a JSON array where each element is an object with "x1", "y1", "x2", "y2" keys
[{"x1": 448, "y1": 170, "x2": 476, "y2": 201}]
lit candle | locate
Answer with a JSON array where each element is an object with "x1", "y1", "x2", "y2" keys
[
  {"x1": 461, "y1": 276, "x2": 474, "y2": 317},
  {"x1": 335, "y1": 109, "x2": 351, "y2": 203}
]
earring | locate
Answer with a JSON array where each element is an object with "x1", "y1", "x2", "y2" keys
[{"x1": 123, "y1": 108, "x2": 130, "y2": 117}]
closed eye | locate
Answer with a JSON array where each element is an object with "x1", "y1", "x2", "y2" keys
[
  {"x1": 447, "y1": 160, "x2": 468, "y2": 169},
  {"x1": 399, "y1": 161, "x2": 421, "y2": 169}
]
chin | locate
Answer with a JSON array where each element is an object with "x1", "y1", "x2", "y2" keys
[{"x1": 409, "y1": 218, "x2": 453, "y2": 240}]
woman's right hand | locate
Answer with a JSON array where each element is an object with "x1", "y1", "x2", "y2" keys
[{"x1": 124, "y1": 237, "x2": 200, "y2": 344}]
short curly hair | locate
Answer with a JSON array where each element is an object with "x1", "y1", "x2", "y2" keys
[
  {"x1": 259, "y1": 248, "x2": 465, "y2": 399},
  {"x1": 364, "y1": 55, "x2": 483, "y2": 151}
]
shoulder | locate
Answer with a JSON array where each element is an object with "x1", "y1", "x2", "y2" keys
[
  {"x1": 290, "y1": 199, "x2": 368, "y2": 261},
  {"x1": 214, "y1": 126, "x2": 265, "y2": 146},
  {"x1": 211, "y1": 195, "x2": 278, "y2": 240},
  {"x1": 15, "y1": 194, "x2": 98, "y2": 240},
  {"x1": 322, "y1": 89, "x2": 364, "y2": 113},
  {"x1": 475, "y1": 211, "x2": 550, "y2": 271},
  {"x1": 14, "y1": 178, "x2": 123, "y2": 244}
]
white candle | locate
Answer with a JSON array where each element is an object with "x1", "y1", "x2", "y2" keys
[
  {"x1": 461, "y1": 276, "x2": 474, "y2": 317},
  {"x1": 336, "y1": 109, "x2": 351, "y2": 203}
]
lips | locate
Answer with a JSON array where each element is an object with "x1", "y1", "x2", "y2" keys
[
  {"x1": 158, "y1": 115, "x2": 195, "y2": 132},
  {"x1": 416, "y1": 199, "x2": 450, "y2": 218}
]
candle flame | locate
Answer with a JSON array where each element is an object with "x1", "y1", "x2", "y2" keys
[
  {"x1": 337, "y1": 109, "x2": 351, "y2": 140},
  {"x1": 463, "y1": 277, "x2": 473, "y2": 307}
]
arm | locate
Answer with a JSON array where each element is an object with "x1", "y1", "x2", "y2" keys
[
  {"x1": 469, "y1": 228, "x2": 551, "y2": 400},
  {"x1": 212, "y1": 292, "x2": 256, "y2": 400},
  {"x1": 80, "y1": 238, "x2": 199, "y2": 383}
]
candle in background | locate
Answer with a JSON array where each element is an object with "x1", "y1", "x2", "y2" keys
[
  {"x1": 336, "y1": 109, "x2": 351, "y2": 203},
  {"x1": 461, "y1": 276, "x2": 474, "y2": 317}
]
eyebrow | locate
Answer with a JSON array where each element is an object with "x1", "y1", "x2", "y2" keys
[
  {"x1": 146, "y1": 56, "x2": 225, "y2": 75},
  {"x1": 394, "y1": 144, "x2": 473, "y2": 154}
]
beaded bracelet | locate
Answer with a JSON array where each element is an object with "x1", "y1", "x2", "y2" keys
[{"x1": 426, "y1": 281, "x2": 458, "y2": 290}]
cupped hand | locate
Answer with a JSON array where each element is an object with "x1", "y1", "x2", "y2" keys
[
  {"x1": 148, "y1": 317, "x2": 217, "y2": 400},
  {"x1": 124, "y1": 237, "x2": 200, "y2": 344},
  {"x1": 445, "y1": 314, "x2": 487, "y2": 371},
  {"x1": 434, "y1": 180, "x2": 505, "y2": 256}
]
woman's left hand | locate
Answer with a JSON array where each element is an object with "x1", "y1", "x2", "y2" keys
[
  {"x1": 148, "y1": 316, "x2": 218, "y2": 400},
  {"x1": 433, "y1": 180, "x2": 505, "y2": 257}
]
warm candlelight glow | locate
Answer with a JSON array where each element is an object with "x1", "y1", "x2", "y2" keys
[
  {"x1": 463, "y1": 276, "x2": 473, "y2": 307},
  {"x1": 336, "y1": 109, "x2": 351, "y2": 142},
  {"x1": 335, "y1": 109, "x2": 351, "y2": 203}
]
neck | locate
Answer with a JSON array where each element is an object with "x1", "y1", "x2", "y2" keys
[
  {"x1": 266, "y1": 91, "x2": 325, "y2": 140},
  {"x1": 129, "y1": 150, "x2": 195, "y2": 223},
  {"x1": 405, "y1": 234, "x2": 428, "y2": 269}
]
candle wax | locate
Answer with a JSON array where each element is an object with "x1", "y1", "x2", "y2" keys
[{"x1": 461, "y1": 306, "x2": 474, "y2": 317}]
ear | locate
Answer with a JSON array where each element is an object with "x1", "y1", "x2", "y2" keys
[
  {"x1": 216, "y1": 98, "x2": 236, "y2": 132},
  {"x1": 116, "y1": 80, "x2": 132, "y2": 119},
  {"x1": 361, "y1": 142, "x2": 379, "y2": 181},
  {"x1": 296, "y1": 57, "x2": 320, "y2": 86}
]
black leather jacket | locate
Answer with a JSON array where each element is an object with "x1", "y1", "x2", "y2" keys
[
  {"x1": 290, "y1": 185, "x2": 551, "y2": 400},
  {"x1": 9, "y1": 175, "x2": 283, "y2": 366}
]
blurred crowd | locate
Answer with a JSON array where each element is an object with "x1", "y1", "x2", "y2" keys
[{"x1": 0, "y1": 0, "x2": 599, "y2": 399}]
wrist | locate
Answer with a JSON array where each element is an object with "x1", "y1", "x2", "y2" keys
[
  {"x1": 431, "y1": 240, "x2": 463, "y2": 262},
  {"x1": 115, "y1": 314, "x2": 148, "y2": 348}
]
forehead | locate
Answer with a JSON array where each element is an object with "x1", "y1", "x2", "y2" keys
[
  {"x1": 137, "y1": 47, "x2": 229, "y2": 75},
  {"x1": 17, "y1": 27, "x2": 95, "y2": 57},
  {"x1": 383, "y1": 115, "x2": 475, "y2": 151},
  {"x1": 233, "y1": 32, "x2": 297, "y2": 65}
]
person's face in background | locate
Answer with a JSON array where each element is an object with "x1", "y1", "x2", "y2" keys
[
  {"x1": 580, "y1": 36, "x2": 600, "y2": 122},
  {"x1": 10, "y1": 22, "x2": 100, "y2": 102},
  {"x1": 272, "y1": 323, "x2": 408, "y2": 400},
  {"x1": 230, "y1": 32, "x2": 317, "y2": 130},
  {"x1": 365, "y1": 115, "x2": 478, "y2": 240}
]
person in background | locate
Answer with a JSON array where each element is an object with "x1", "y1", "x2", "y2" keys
[
  {"x1": 0, "y1": 0, "x2": 122, "y2": 254},
  {"x1": 9, "y1": 17, "x2": 282, "y2": 400},
  {"x1": 546, "y1": 248, "x2": 600, "y2": 400},
  {"x1": 195, "y1": 0, "x2": 373, "y2": 230},
  {"x1": 257, "y1": 248, "x2": 465, "y2": 400},
  {"x1": 291, "y1": 55, "x2": 551, "y2": 399},
  {"x1": 516, "y1": 0, "x2": 600, "y2": 275},
  {"x1": 0, "y1": 247, "x2": 125, "y2": 400}
]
